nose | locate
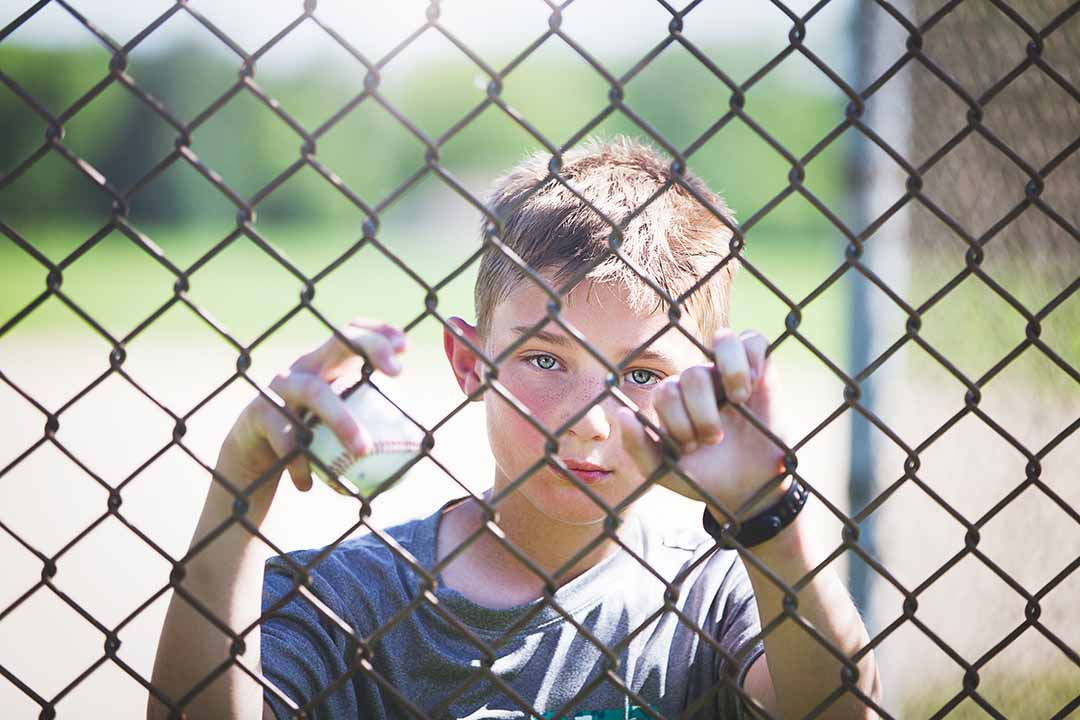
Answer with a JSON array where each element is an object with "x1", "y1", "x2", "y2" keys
[{"x1": 566, "y1": 393, "x2": 613, "y2": 443}]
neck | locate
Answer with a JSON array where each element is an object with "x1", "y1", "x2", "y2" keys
[{"x1": 456, "y1": 485, "x2": 634, "y2": 595}]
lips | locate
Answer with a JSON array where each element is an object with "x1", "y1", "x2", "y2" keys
[
  {"x1": 562, "y1": 460, "x2": 610, "y2": 473},
  {"x1": 559, "y1": 459, "x2": 613, "y2": 485}
]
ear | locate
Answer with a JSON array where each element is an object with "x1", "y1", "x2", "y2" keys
[{"x1": 443, "y1": 316, "x2": 487, "y2": 401}]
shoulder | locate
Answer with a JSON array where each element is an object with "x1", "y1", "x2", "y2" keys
[
  {"x1": 637, "y1": 513, "x2": 757, "y2": 628},
  {"x1": 656, "y1": 522, "x2": 713, "y2": 552},
  {"x1": 636, "y1": 513, "x2": 746, "y2": 586},
  {"x1": 264, "y1": 508, "x2": 435, "y2": 594}
]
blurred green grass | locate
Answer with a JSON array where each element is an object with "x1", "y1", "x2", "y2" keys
[
  {"x1": 3, "y1": 221, "x2": 1073, "y2": 395},
  {"x1": 900, "y1": 663, "x2": 1080, "y2": 718},
  {"x1": 906, "y1": 262, "x2": 1080, "y2": 392},
  {"x1": 0, "y1": 42, "x2": 848, "y2": 233},
  {"x1": 1, "y1": 38, "x2": 864, "y2": 370},
  {"x1": 0, "y1": 221, "x2": 851, "y2": 365},
  {"x1": 1, "y1": 221, "x2": 474, "y2": 361}
]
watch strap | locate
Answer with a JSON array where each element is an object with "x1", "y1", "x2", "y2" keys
[{"x1": 702, "y1": 478, "x2": 809, "y2": 549}]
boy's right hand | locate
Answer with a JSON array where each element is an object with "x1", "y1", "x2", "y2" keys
[{"x1": 213, "y1": 318, "x2": 407, "y2": 522}]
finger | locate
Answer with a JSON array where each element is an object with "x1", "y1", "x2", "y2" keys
[
  {"x1": 339, "y1": 320, "x2": 408, "y2": 376},
  {"x1": 252, "y1": 402, "x2": 314, "y2": 492},
  {"x1": 711, "y1": 328, "x2": 753, "y2": 404},
  {"x1": 293, "y1": 320, "x2": 406, "y2": 378},
  {"x1": 615, "y1": 406, "x2": 662, "y2": 475},
  {"x1": 361, "y1": 319, "x2": 408, "y2": 353},
  {"x1": 269, "y1": 370, "x2": 371, "y2": 456},
  {"x1": 739, "y1": 330, "x2": 769, "y2": 389},
  {"x1": 678, "y1": 365, "x2": 725, "y2": 445},
  {"x1": 324, "y1": 354, "x2": 367, "y2": 385},
  {"x1": 330, "y1": 323, "x2": 404, "y2": 377},
  {"x1": 245, "y1": 400, "x2": 299, "y2": 482},
  {"x1": 653, "y1": 377, "x2": 698, "y2": 451},
  {"x1": 286, "y1": 453, "x2": 313, "y2": 492},
  {"x1": 330, "y1": 370, "x2": 366, "y2": 396}
]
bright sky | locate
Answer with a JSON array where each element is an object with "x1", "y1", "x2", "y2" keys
[{"x1": 2, "y1": 0, "x2": 855, "y2": 79}]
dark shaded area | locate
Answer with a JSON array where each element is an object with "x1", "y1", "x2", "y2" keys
[{"x1": 908, "y1": 0, "x2": 1079, "y2": 285}]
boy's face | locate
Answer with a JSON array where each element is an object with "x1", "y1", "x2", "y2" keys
[{"x1": 446, "y1": 267, "x2": 709, "y2": 527}]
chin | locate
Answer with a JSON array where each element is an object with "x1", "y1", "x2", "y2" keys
[{"x1": 516, "y1": 470, "x2": 624, "y2": 527}]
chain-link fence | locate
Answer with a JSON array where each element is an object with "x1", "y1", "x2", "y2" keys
[{"x1": 1, "y1": 0, "x2": 1077, "y2": 718}]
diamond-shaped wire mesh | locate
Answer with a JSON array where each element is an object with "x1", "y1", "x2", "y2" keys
[{"x1": 1, "y1": 1, "x2": 1077, "y2": 718}]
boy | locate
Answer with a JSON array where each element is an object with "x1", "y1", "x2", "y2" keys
[{"x1": 149, "y1": 136, "x2": 881, "y2": 719}]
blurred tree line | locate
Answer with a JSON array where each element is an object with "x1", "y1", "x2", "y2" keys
[{"x1": 0, "y1": 40, "x2": 844, "y2": 234}]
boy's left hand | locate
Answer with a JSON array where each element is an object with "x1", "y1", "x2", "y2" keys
[{"x1": 615, "y1": 327, "x2": 789, "y2": 520}]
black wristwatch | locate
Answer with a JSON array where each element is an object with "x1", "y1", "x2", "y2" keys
[{"x1": 702, "y1": 478, "x2": 810, "y2": 549}]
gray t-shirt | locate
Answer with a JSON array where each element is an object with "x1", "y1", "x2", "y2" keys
[{"x1": 261, "y1": 497, "x2": 765, "y2": 719}]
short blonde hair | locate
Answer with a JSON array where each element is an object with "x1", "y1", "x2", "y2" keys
[{"x1": 474, "y1": 134, "x2": 739, "y2": 348}]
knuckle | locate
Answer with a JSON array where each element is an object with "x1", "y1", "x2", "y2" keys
[
  {"x1": 740, "y1": 328, "x2": 764, "y2": 343},
  {"x1": 247, "y1": 395, "x2": 273, "y2": 422},
  {"x1": 317, "y1": 384, "x2": 342, "y2": 415},
  {"x1": 373, "y1": 335, "x2": 395, "y2": 361},
  {"x1": 290, "y1": 350, "x2": 319, "y2": 374},
  {"x1": 253, "y1": 397, "x2": 284, "y2": 433},
  {"x1": 659, "y1": 379, "x2": 681, "y2": 399},
  {"x1": 683, "y1": 365, "x2": 710, "y2": 387},
  {"x1": 329, "y1": 393, "x2": 353, "y2": 425},
  {"x1": 700, "y1": 421, "x2": 723, "y2": 438},
  {"x1": 725, "y1": 366, "x2": 749, "y2": 382},
  {"x1": 744, "y1": 334, "x2": 767, "y2": 354},
  {"x1": 375, "y1": 322, "x2": 399, "y2": 337},
  {"x1": 339, "y1": 327, "x2": 368, "y2": 354},
  {"x1": 299, "y1": 373, "x2": 324, "y2": 401}
]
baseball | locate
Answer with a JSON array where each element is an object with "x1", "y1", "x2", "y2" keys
[{"x1": 305, "y1": 381, "x2": 424, "y2": 497}]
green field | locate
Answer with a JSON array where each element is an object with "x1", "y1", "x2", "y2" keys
[
  {"x1": 900, "y1": 662, "x2": 1080, "y2": 718},
  {"x1": 2, "y1": 38, "x2": 866, "y2": 366},
  {"x1": 0, "y1": 220, "x2": 851, "y2": 358},
  {"x1": 3, "y1": 220, "x2": 1073, "y2": 393}
]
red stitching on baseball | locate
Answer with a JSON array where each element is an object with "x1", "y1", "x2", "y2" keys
[
  {"x1": 368, "y1": 440, "x2": 422, "y2": 453},
  {"x1": 323, "y1": 441, "x2": 422, "y2": 480}
]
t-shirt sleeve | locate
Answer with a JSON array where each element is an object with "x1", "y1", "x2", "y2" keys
[
  {"x1": 713, "y1": 554, "x2": 766, "y2": 719},
  {"x1": 260, "y1": 556, "x2": 360, "y2": 720}
]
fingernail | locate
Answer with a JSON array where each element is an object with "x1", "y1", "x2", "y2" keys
[
  {"x1": 350, "y1": 432, "x2": 368, "y2": 456},
  {"x1": 705, "y1": 433, "x2": 723, "y2": 445},
  {"x1": 388, "y1": 355, "x2": 402, "y2": 374},
  {"x1": 683, "y1": 441, "x2": 699, "y2": 454}
]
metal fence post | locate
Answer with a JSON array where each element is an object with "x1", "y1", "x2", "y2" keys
[{"x1": 846, "y1": 0, "x2": 914, "y2": 632}]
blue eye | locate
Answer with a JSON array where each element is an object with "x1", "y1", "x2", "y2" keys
[
  {"x1": 525, "y1": 354, "x2": 660, "y2": 387},
  {"x1": 528, "y1": 354, "x2": 560, "y2": 371},
  {"x1": 628, "y1": 368, "x2": 660, "y2": 386}
]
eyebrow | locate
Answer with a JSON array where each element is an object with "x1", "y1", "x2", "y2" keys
[{"x1": 510, "y1": 325, "x2": 677, "y2": 365}]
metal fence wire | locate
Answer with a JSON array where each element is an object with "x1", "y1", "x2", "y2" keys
[{"x1": 1, "y1": 0, "x2": 1078, "y2": 719}]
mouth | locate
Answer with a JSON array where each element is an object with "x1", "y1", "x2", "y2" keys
[{"x1": 561, "y1": 460, "x2": 613, "y2": 484}]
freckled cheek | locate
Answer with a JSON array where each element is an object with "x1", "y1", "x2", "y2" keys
[
  {"x1": 497, "y1": 366, "x2": 583, "y2": 448},
  {"x1": 493, "y1": 367, "x2": 662, "y2": 455},
  {"x1": 500, "y1": 380, "x2": 563, "y2": 450}
]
